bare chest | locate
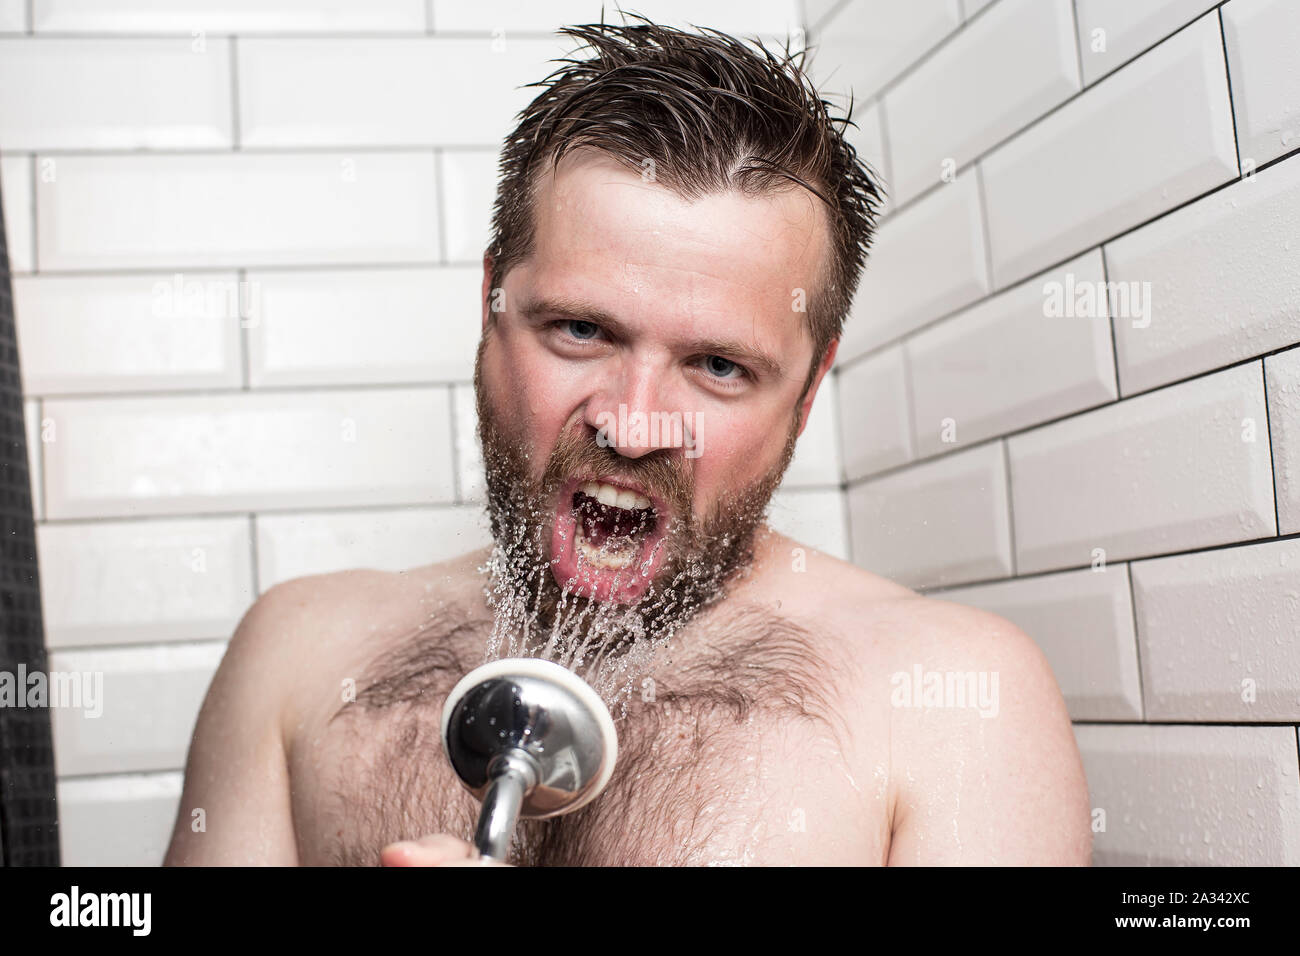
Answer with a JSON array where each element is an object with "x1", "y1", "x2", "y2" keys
[{"x1": 289, "y1": 608, "x2": 889, "y2": 866}]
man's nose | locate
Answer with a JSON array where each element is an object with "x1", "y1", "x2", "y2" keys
[{"x1": 583, "y1": 364, "x2": 687, "y2": 460}]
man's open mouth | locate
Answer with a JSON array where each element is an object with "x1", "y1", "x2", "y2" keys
[
  {"x1": 573, "y1": 481, "x2": 658, "y2": 570},
  {"x1": 549, "y1": 477, "x2": 670, "y2": 603}
]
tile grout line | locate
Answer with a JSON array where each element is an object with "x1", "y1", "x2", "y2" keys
[
  {"x1": 972, "y1": 161, "x2": 996, "y2": 292},
  {"x1": 898, "y1": 339, "x2": 919, "y2": 469},
  {"x1": 28, "y1": 154, "x2": 36, "y2": 273},
  {"x1": 1217, "y1": 6, "x2": 1243, "y2": 177},
  {"x1": 1099, "y1": 244, "x2": 1124, "y2": 398},
  {"x1": 1069, "y1": 0, "x2": 1086, "y2": 86},
  {"x1": 1000, "y1": 438, "x2": 1017, "y2": 577},
  {"x1": 923, "y1": 527, "x2": 1300, "y2": 596},
  {"x1": 448, "y1": 384, "x2": 462, "y2": 503},
  {"x1": 247, "y1": 513, "x2": 260, "y2": 596},
  {"x1": 875, "y1": 96, "x2": 893, "y2": 193},
  {"x1": 35, "y1": 396, "x2": 45, "y2": 521},
  {"x1": 229, "y1": 36, "x2": 241, "y2": 151},
  {"x1": 433, "y1": 149, "x2": 447, "y2": 266},
  {"x1": 1258, "y1": 359, "x2": 1282, "y2": 536},
  {"x1": 1125, "y1": 562, "x2": 1147, "y2": 722},
  {"x1": 237, "y1": 266, "x2": 251, "y2": 389}
]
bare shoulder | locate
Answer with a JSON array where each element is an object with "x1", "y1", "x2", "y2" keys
[
  {"x1": 223, "y1": 547, "x2": 491, "y2": 735},
  {"x1": 756, "y1": 531, "x2": 1090, "y2": 863},
  {"x1": 858, "y1": 595, "x2": 1090, "y2": 864},
  {"x1": 758, "y1": 531, "x2": 1053, "y2": 679}
]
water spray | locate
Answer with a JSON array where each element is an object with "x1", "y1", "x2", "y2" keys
[{"x1": 440, "y1": 657, "x2": 619, "y2": 862}]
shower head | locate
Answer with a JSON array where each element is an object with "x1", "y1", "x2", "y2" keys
[{"x1": 440, "y1": 657, "x2": 619, "y2": 862}]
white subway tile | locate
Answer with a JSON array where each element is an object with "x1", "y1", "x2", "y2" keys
[
  {"x1": 836, "y1": 344, "x2": 912, "y2": 480},
  {"x1": 907, "y1": 250, "x2": 1117, "y2": 457},
  {"x1": 36, "y1": 153, "x2": 440, "y2": 271},
  {"x1": 803, "y1": 0, "x2": 845, "y2": 32},
  {"x1": 238, "y1": 38, "x2": 565, "y2": 148},
  {"x1": 1222, "y1": 0, "x2": 1300, "y2": 168},
  {"x1": 1075, "y1": 0, "x2": 1221, "y2": 85},
  {"x1": 1108, "y1": 153, "x2": 1300, "y2": 395},
  {"x1": 24, "y1": 399, "x2": 41, "y2": 519},
  {"x1": 1075, "y1": 724, "x2": 1300, "y2": 865},
  {"x1": 42, "y1": 388, "x2": 456, "y2": 519},
  {"x1": 938, "y1": 565, "x2": 1143, "y2": 720},
  {"x1": 439, "y1": 150, "x2": 498, "y2": 263},
  {"x1": 37, "y1": 517, "x2": 253, "y2": 649},
  {"x1": 246, "y1": 267, "x2": 481, "y2": 387},
  {"x1": 847, "y1": 440, "x2": 1011, "y2": 588},
  {"x1": 1008, "y1": 362, "x2": 1276, "y2": 573},
  {"x1": 1132, "y1": 538, "x2": 1300, "y2": 720},
  {"x1": 453, "y1": 383, "x2": 485, "y2": 503},
  {"x1": 784, "y1": 379, "x2": 842, "y2": 487},
  {"x1": 58, "y1": 773, "x2": 181, "y2": 867},
  {"x1": 0, "y1": 0, "x2": 25, "y2": 32},
  {"x1": 808, "y1": 0, "x2": 962, "y2": 103},
  {"x1": 1, "y1": 154, "x2": 33, "y2": 273},
  {"x1": 982, "y1": 14, "x2": 1238, "y2": 288},
  {"x1": 767, "y1": 487, "x2": 848, "y2": 560},
  {"x1": 49, "y1": 642, "x2": 225, "y2": 776},
  {"x1": 843, "y1": 99, "x2": 889, "y2": 195},
  {"x1": 433, "y1": 0, "x2": 801, "y2": 35},
  {"x1": 13, "y1": 273, "x2": 242, "y2": 394},
  {"x1": 32, "y1": 0, "x2": 427, "y2": 33},
  {"x1": 884, "y1": 0, "x2": 1079, "y2": 205},
  {"x1": 841, "y1": 170, "x2": 989, "y2": 360},
  {"x1": 0, "y1": 38, "x2": 232, "y2": 151},
  {"x1": 1265, "y1": 345, "x2": 1300, "y2": 533},
  {"x1": 255, "y1": 505, "x2": 491, "y2": 590}
]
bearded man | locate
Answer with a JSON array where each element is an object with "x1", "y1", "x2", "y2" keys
[{"x1": 165, "y1": 18, "x2": 1090, "y2": 867}]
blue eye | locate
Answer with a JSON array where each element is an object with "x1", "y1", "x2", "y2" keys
[
  {"x1": 567, "y1": 320, "x2": 601, "y2": 340},
  {"x1": 704, "y1": 355, "x2": 741, "y2": 378}
]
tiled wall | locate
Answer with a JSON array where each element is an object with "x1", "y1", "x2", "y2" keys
[
  {"x1": 0, "y1": 1, "x2": 841, "y2": 865},
  {"x1": 814, "y1": 0, "x2": 1300, "y2": 864},
  {"x1": 8, "y1": 0, "x2": 1296, "y2": 868}
]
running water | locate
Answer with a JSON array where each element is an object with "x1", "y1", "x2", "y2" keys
[{"x1": 477, "y1": 491, "x2": 751, "y2": 717}]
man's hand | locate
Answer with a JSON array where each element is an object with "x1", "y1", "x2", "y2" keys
[{"x1": 380, "y1": 834, "x2": 511, "y2": 867}]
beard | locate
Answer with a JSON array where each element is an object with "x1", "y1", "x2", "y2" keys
[{"x1": 472, "y1": 337, "x2": 799, "y2": 706}]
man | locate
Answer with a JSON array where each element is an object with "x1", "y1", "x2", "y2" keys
[{"x1": 165, "y1": 18, "x2": 1090, "y2": 866}]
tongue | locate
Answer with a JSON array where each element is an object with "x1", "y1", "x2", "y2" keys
[{"x1": 575, "y1": 491, "x2": 653, "y2": 548}]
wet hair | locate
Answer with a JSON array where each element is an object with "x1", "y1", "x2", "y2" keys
[{"x1": 486, "y1": 10, "x2": 885, "y2": 392}]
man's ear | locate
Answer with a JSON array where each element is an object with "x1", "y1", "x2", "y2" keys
[
  {"x1": 481, "y1": 253, "x2": 495, "y2": 332},
  {"x1": 796, "y1": 338, "x2": 839, "y2": 438}
]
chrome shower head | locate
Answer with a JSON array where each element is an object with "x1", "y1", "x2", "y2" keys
[{"x1": 440, "y1": 658, "x2": 619, "y2": 862}]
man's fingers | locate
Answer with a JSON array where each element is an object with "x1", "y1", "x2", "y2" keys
[{"x1": 380, "y1": 833, "x2": 476, "y2": 866}]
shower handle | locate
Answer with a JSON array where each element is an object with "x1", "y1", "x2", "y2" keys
[
  {"x1": 474, "y1": 749, "x2": 540, "y2": 861},
  {"x1": 441, "y1": 658, "x2": 619, "y2": 865}
]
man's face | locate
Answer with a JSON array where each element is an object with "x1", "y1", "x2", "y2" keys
[{"x1": 474, "y1": 147, "x2": 834, "y2": 642}]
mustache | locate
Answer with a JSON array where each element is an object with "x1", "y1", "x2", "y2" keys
[{"x1": 542, "y1": 423, "x2": 694, "y2": 516}]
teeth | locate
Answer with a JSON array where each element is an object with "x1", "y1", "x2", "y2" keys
[
  {"x1": 580, "y1": 480, "x2": 652, "y2": 511},
  {"x1": 576, "y1": 530, "x2": 638, "y2": 570}
]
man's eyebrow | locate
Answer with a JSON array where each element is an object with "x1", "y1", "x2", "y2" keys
[{"x1": 520, "y1": 296, "x2": 787, "y2": 379}]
